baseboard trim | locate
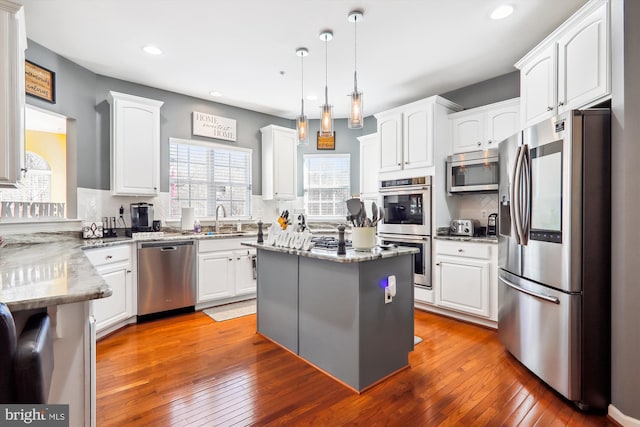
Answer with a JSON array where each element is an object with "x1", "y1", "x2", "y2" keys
[{"x1": 609, "y1": 404, "x2": 640, "y2": 427}]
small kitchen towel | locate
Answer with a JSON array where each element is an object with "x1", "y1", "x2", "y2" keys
[{"x1": 203, "y1": 299, "x2": 256, "y2": 322}]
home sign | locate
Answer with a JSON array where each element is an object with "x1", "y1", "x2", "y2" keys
[{"x1": 192, "y1": 111, "x2": 237, "y2": 141}]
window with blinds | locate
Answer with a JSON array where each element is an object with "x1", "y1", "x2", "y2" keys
[
  {"x1": 303, "y1": 154, "x2": 350, "y2": 219},
  {"x1": 169, "y1": 138, "x2": 252, "y2": 219}
]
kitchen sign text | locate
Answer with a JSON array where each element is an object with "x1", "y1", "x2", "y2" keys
[{"x1": 192, "y1": 111, "x2": 236, "y2": 141}]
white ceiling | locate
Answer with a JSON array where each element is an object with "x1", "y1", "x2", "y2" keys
[{"x1": 20, "y1": 0, "x2": 587, "y2": 120}]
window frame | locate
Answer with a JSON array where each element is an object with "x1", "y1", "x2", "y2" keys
[
  {"x1": 168, "y1": 137, "x2": 252, "y2": 220},
  {"x1": 303, "y1": 153, "x2": 351, "y2": 221}
]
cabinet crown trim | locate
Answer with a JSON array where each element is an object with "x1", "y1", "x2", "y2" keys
[
  {"x1": 0, "y1": 0, "x2": 23, "y2": 13},
  {"x1": 260, "y1": 124, "x2": 296, "y2": 134},
  {"x1": 374, "y1": 95, "x2": 462, "y2": 119},
  {"x1": 107, "y1": 91, "x2": 164, "y2": 108},
  {"x1": 448, "y1": 98, "x2": 520, "y2": 119},
  {"x1": 514, "y1": 0, "x2": 608, "y2": 69}
]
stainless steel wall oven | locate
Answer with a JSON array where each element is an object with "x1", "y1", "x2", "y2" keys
[{"x1": 378, "y1": 176, "x2": 432, "y2": 288}]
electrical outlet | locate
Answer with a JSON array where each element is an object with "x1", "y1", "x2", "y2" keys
[
  {"x1": 385, "y1": 287, "x2": 393, "y2": 304},
  {"x1": 482, "y1": 210, "x2": 488, "y2": 218}
]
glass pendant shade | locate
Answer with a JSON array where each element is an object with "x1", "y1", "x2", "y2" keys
[
  {"x1": 348, "y1": 88, "x2": 363, "y2": 129},
  {"x1": 297, "y1": 113, "x2": 308, "y2": 144},
  {"x1": 320, "y1": 102, "x2": 334, "y2": 137}
]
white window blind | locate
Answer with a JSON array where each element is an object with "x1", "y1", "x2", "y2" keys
[
  {"x1": 169, "y1": 138, "x2": 252, "y2": 218},
  {"x1": 303, "y1": 154, "x2": 350, "y2": 218}
]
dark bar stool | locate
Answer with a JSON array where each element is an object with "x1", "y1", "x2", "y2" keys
[{"x1": 0, "y1": 303, "x2": 54, "y2": 403}]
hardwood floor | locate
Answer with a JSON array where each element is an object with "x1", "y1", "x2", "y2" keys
[{"x1": 96, "y1": 309, "x2": 617, "y2": 426}]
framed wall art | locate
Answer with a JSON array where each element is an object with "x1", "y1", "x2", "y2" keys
[
  {"x1": 317, "y1": 131, "x2": 335, "y2": 150},
  {"x1": 25, "y1": 60, "x2": 56, "y2": 103}
]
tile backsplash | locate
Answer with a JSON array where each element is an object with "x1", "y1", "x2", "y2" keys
[
  {"x1": 449, "y1": 193, "x2": 499, "y2": 224},
  {"x1": 76, "y1": 187, "x2": 307, "y2": 227}
]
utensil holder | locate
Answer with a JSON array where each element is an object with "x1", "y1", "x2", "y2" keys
[{"x1": 351, "y1": 227, "x2": 376, "y2": 251}]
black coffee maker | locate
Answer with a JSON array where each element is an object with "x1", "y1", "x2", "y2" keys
[
  {"x1": 130, "y1": 203, "x2": 154, "y2": 233},
  {"x1": 487, "y1": 213, "x2": 498, "y2": 236}
]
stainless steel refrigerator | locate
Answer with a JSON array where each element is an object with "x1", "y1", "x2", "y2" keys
[{"x1": 498, "y1": 109, "x2": 610, "y2": 411}]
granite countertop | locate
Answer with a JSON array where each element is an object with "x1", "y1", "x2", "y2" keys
[
  {"x1": 0, "y1": 233, "x2": 113, "y2": 311},
  {"x1": 242, "y1": 241, "x2": 419, "y2": 264},
  {"x1": 434, "y1": 235, "x2": 498, "y2": 244},
  {"x1": 0, "y1": 230, "x2": 259, "y2": 311}
]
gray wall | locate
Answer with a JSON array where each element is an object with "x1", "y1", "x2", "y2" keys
[
  {"x1": 24, "y1": 40, "x2": 98, "y2": 189},
  {"x1": 25, "y1": 40, "x2": 377, "y2": 197},
  {"x1": 610, "y1": 0, "x2": 640, "y2": 419},
  {"x1": 441, "y1": 71, "x2": 520, "y2": 109},
  {"x1": 93, "y1": 76, "x2": 290, "y2": 194}
]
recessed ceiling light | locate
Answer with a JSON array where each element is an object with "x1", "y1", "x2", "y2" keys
[
  {"x1": 306, "y1": 94, "x2": 317, "y2": 101},
  {"x1": 209, "y1": 91, "x2": 223, "y2": 97},
  {"x1": 142, "y1": 45, "x2": 163, "y2": 55},
  {"x1": 490, "y1": 4, "x2": 514, "y2": 20}
]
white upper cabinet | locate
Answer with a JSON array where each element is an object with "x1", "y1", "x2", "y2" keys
[
  {"x1": 516, "y1": 0, "x2": 610, "y2": 128},
  {"x1": 557, "y1": 2, "x2": 609, "y2": 114},
  {"x1": 358, "y1": 133, "x2": 379, "y2": 199},
  {"x1": 375, "y1": 96, "x2": 461, "y2": 175},
  {"x1": 377, "y1": 112, "x2": 403, "y2": 173},
  {"x1": 108, "y1": 91, "x2": 163, "y2": 196},
  {"x1": 0, "y1": 1, "x2": 26, "y2": 188},
  {"x1": 260, "y1": 125, "x2": 297, "y2": 200},
  {"x1": 449, "y1": 98, "x2": 520, "y2": 154}
]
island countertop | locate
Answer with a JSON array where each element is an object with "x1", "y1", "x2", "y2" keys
[{"x1": 241, "y1": 242, "x2": 419, "y2": 263}]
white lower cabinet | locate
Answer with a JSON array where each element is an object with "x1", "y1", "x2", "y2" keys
[
  {"x1": 198, "y1": 251, "x2": 234, "y2": 301},
  {"x1": 419, "y1": 240, "x2": 498, "y2": 327},
  {"x1": 436, "y1": 255, "x2": 491, "y2": 318},
  {"x1": 85, "y1": 244, "x2": 134, "y2": 334},
  {"x1": 197, "y1": 238, "x2": 256, "y2": 305}
]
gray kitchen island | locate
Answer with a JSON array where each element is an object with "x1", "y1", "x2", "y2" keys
[{"x1": 242, "y1": 241, "x2": 418, "y2": 392}]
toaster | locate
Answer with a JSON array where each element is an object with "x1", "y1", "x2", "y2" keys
[{"x1": 449, "y1": 219, "x2": 480, "y2": 237}]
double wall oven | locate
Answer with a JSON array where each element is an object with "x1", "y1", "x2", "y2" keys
[{"x1": 378, "y1": 176, "x2": 431, "y2": 289}]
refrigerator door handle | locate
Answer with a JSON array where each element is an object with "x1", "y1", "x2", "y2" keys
[
  {"x1": 520, "y1": 145, "x2": 531, "y2": 245},
  {"x1": 511, "y1": 146, "x2": 524, "y2": 244},
  {"x1": 500, "y1": 276, "x2": 560, "y2": 304}
]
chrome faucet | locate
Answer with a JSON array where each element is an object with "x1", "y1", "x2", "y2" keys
[{"x1": 215, "y1": 204, "x2": 226, "y2": 232}]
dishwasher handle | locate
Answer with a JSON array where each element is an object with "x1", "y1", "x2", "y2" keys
[{"x1": 160, "y1": 246, "x2": 177, "y2": 252}]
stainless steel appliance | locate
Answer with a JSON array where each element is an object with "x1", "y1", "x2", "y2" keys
[
  {"x1": 379, "y1": 176, "x2": 431, "y2": 236},
  {"x1": 130, "y1": 202, "x2": 154, "y2": 233},
  {"x1": 137, "y1": 240, "x2": 196, "y2": 316},
  {"x1": 449, "y1": 219, "x2": 480, "y2": 237},
  {"x1": 498, "y1": 109, "x2": 610, "y2": 411},
  {"x1": 378, "y1": 233, "x2": 431, "y2": 288},
  {"x1": 379, "y1": 176, "x2": 431, "y2": 288},
  {"x1": 447, "y1": 148, "x2": 499, "y2": 193}
]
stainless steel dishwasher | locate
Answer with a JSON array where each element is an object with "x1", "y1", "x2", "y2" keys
[{"x1": 137, "y1": 240, "x2": 196, "y2": 316}]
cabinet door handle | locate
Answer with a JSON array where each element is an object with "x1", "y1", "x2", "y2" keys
[
  {"x1": 477, "y1": 141, "x2": 482, "y2": 146},
  {"x1": 547, "y1": 106, "x2": 553, "y2": 111},
  {"x1": 154, "y1": 187, "x2": 157, "y2": 191},
  {"x1": 237, "y1": 257, "x2": 241, "y2": 260},
  {"x1": 397, "y1": 163, "x2": 401, "y2": 166},
  {"x1": 435, "y1": 262, "x2": 441, "y2": 266},
  {"x1": 404, "y1": 161, "x2": 409, "y2": 165},
  {"x1": 558, "y1": 102, "x2": 565, "y2": 107},
  {"x1": 106, "y1": 255, "x2": 113, "y2": 260},
  {"x1": 126, "y1": 270, "x2": 132, "y2": 274},
  {"x1": 228, "y1": 258, "x2": 233, "y2": 261},
  {"x1": 487, "y1": 139, "x2": 492, "y2": 144},
  {"x1": 457, "y1": 248, "x2": 463, "y2": 252}
]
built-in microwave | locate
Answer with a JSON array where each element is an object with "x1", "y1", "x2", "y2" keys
[{"x1": 447, "y1": 149, "x2": 499, "y2": 193}]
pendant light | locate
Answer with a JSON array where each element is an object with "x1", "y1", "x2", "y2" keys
[
  {"x1": 347, "y1": 10, "x2": 364, "y2": 129},
  {"x1": 295, "y1": 47, "x2": 309, "y2": 145},
  {"x1": 319, "y1": 30, "x2": 334, "y2": 137}
]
